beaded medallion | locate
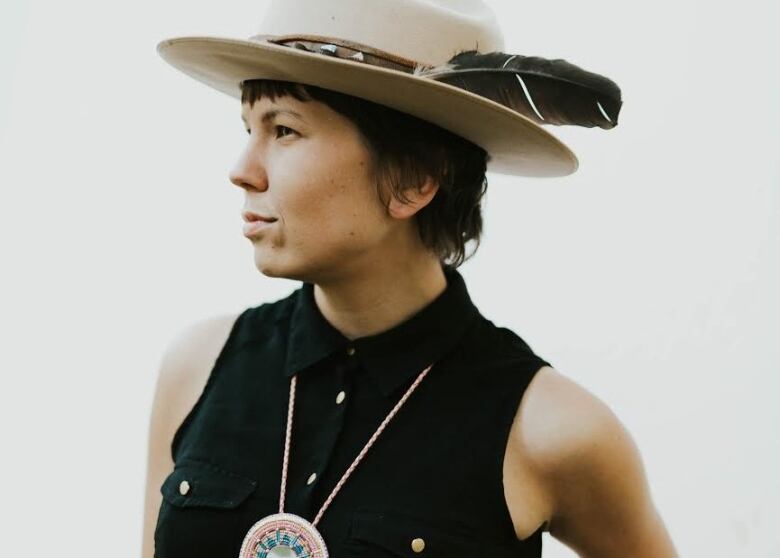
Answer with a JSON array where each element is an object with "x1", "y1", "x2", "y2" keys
[{"x1": 239, "y1": 512, "x2": 327, "y2": 558}]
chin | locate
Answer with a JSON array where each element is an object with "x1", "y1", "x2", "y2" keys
[
  {"x1": 253, "y1": 250, "x2": 331, "y2": 284},
  {"x1": 252, "y1": 249, "x2": 299, "y2": 281},
  {"x1": 253, "y1": 256, "x2": 284, "y2": 279}
]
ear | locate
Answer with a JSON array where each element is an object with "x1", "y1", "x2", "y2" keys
[{"x1": 387, "y1": 175, "x2": 440, "y2": 220}]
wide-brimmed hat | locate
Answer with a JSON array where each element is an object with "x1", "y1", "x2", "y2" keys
[{"x1": 156, "y1": 0, "x2": 622, "y2": 177}]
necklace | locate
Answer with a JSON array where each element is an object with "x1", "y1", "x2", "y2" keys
[{"x1": 238, "y1": 359, "x2": 434, "y2": 558}]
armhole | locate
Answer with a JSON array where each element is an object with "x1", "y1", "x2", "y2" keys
[
  {"x1": 169, "y1": 307, "x2": 254, "y2": 462},
  {"x1": 493, "y1": 355, "x2": 553, "y2": 548}
]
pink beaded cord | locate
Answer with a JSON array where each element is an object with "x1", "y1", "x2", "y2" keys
[{"x1": 278, "y1": 363, "x2": 434, "y2": 525}]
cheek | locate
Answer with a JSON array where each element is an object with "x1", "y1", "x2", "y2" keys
[
  {"x1": 275, "y1": 139, "x2": 382, "y2": 239},
  {"x1": 289, "y1": 182, "x2": 385, "y2": 247}
]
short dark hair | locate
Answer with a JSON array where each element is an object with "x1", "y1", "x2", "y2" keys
[{"x1": 240, "y1": 79, "x2": 490, "y2": 268}]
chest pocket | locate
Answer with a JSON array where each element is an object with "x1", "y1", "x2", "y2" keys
[
  {"x1": 342, "y1": 508, "x2": 521, "y2": 558},
  {"x1": 160, "y1": 457, "x2": 258, "y2": 508},
  {"x1": 155, "y1": 457, "x2": 259, "y2": 555}
]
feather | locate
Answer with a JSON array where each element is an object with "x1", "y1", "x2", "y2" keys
[{"x1": 413, "y1": 50, "x2": 622, "y2": 129}]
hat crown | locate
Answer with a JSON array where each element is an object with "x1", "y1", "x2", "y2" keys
[{"x1": 254, "y1": 0, "x2": 505, "y2": 66}]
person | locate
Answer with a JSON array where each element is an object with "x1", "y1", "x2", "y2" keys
[{"x1": 143, "y1": 0, "x2": 678, "y2": 557}]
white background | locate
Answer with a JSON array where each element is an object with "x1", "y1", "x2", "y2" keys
[{"x1": 1, "y1": 0, "x2": 777, "y2": 556}]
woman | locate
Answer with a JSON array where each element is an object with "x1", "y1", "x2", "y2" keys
[{"x1": 144, "y1": 1, "x2": 678, "y2": 557}]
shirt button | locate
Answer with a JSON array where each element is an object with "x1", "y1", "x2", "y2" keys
[
  {"x1": 346, "y1": 346, "x2": 355, "y2": 356},
  {"x1": 411, "y1": 538, "x2": 425, "y2": 552},
  {"x1": 336, "y1": 390, "x2": 346, "y2": 404},
  {"x1": 307, "y1": 473, "x2": 317, "y2": 485},
  {"x1": 178, "y1": 480, "x2": 190, "y2": 495}
]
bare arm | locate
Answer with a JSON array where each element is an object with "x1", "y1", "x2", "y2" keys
[
  {"x1": 140, "y1": 350, "x2": 177, "y2": 558},
  {"x1": 515, "y1": 368, "x2": 678, "y2": 557},
  {"x1": 140, "y1": 313, "x2": 241, "y2": 558}
]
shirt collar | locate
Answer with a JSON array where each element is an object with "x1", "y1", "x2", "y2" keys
[{"x1": 281, "y1": 264, "x2": 481, "y2": 397}]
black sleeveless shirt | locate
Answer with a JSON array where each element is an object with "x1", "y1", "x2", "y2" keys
[{"x1": 154, "y1": 264, "x2": 552, "y2": 557}]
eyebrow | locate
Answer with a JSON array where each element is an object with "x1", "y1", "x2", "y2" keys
[{"x1": 241, "y1": 108, "x2": 304, "y2": 125}]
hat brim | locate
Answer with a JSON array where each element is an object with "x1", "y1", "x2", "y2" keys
[{"x1": 156, "y1": 35, "x2": 578, "y2": 177}]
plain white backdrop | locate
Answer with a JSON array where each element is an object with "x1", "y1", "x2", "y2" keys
[{"x1": 1, "y1": 0, "x2": 777, "y2": 556}]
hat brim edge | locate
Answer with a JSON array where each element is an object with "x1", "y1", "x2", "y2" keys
[{"x1": 156, "y1": 35, "x2": 579, "y2": 177}]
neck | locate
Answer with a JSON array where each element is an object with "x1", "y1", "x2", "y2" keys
[{"x1": 312, "y1": 253, "x2": 447, "y2": 341}]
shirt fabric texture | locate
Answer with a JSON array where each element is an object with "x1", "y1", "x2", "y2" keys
[{"x1": 154, "y1": 263, "x2": 552, "y2": 557}]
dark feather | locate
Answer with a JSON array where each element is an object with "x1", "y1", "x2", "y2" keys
[{"x1": 414, "y1": 50, "x2": 622, "y2": 129}]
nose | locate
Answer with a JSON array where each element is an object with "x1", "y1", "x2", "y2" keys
[{"x1": 228, "y1": 146, "x2": 268, "y2": 192}]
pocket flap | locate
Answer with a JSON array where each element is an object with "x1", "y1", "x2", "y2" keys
[
  {"x1": 348, "y1": 508, "x2": 483, "y2": 556},
  {"x1": 160, "y1": 458, "x2": 258, "y2": 509}
]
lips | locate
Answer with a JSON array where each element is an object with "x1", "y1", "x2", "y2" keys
[
  {"x1": 242, "y1": 210, "x2": 277, "y2": 238},
  {"x1": 242, "y1": 210, "x2": 277, "y2": 223}
]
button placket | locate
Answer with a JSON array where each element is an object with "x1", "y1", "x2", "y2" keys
[{"x1": 292, "y1": 348, "x2": 357, "y2": 515}]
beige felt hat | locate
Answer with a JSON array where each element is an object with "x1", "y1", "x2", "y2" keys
[{"x1": 156, "y1": 0, "x2": 622, "y2": 177}]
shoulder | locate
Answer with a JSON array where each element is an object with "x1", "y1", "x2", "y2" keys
[
  {"x1": 161, "y1": 312, "x2": 243, "y2": 380},
  {"x1": 513, "y1": 366, "x2": 623, "y2": 472},
  {"x1": 512, "y1": 366, "x2": 676, "y2": 555},
  {"x1": 161, "y1": 294, "x2": 294, "y2": 380},
  {"x1": 156, "y1": 312, "x2": 245, "y2": 413},
  {"x1": 160, "y1": 284, "x2": 301, "y2": 378}
]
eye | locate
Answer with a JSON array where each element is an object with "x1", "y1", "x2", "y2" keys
[
  {"x1": 275, "y1": 125, "x2": 297, "y2": 139},
  {"x1": 243, "y1": 125, "x2": 297, "y2": 138}
]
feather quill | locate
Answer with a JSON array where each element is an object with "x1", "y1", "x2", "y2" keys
[{"x1": 413, "y1": 50, "x2": 622, "y2": 129}]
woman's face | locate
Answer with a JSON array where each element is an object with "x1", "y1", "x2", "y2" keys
[{"x1": 229, "y1": 94, "x2": 403, "y2": 283}]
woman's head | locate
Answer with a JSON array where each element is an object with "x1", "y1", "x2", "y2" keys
[{"x1": 230, "y1": 79, "x2": 489, "y2": 282}]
